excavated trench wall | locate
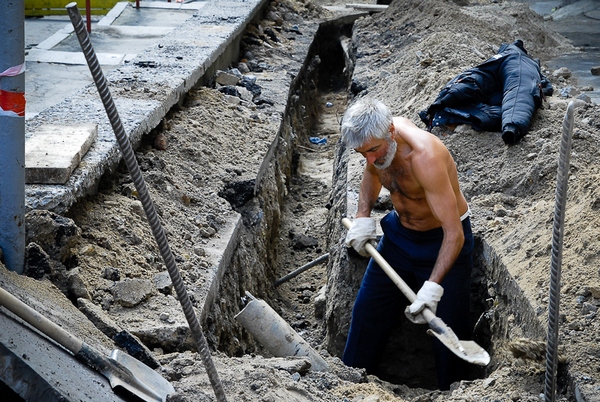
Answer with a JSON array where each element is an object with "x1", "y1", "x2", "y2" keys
[{"x1": 202, "y1": 17, "x2": 355, "y2": 356}]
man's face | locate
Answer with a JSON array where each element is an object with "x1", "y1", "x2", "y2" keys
[
  {"x1": 373, "y1": 139, "x2": 397, "y2": 169},
  {"x1": 355, "y1": 136, "x2": 396, "y2": 169}
]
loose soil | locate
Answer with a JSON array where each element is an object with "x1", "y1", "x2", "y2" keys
[{"x1": 14, "y1": 0, "x2": 600, "y2": 401}]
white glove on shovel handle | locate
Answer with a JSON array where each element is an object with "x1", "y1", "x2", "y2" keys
[
  {"x1": 344, "y1": 217, "x2": 377, "y2": 257},
  {"x1": 341, "y1": 217, "x2": 490, "y2": 366},
  {"x1": 405, "y1": 280, "x2": 444, "y2": 324}
]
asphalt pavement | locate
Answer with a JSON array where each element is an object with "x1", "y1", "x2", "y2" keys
[
  {"x1": 525, "y1": 0, "x2": 600, "y2": 103},
  {"x1": 24, "y1": 1, "x2": 204, "y2": 119}
]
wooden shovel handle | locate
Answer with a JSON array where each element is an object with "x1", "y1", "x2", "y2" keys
[
  {"x1": 0, "y1": 286, "x2": 84, "y2": 354},
  {"x1": 342, "y1": 218, "x2": 437, "y2": 322}
]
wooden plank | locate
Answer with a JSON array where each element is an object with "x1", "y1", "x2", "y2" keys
[{"x1": 25, "y1": 124, "x2": 98, "y2": 184}]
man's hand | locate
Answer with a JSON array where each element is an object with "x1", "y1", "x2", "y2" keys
[
  {"x1": 405, "y1": 281, "x2": 444, "y2": 324},
  {"x1": 345, "y1": 217, "x2": 377, "y2": 257}
]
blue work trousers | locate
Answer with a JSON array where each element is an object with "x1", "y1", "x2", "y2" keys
[{"x1": 342, "y1": 211, "x2": 474, "y2": 390}]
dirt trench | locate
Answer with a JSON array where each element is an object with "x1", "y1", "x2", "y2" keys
[
  {"x1": 200, "y1": 17, "x2": 356, "y2": 358},
  {"x1": 209, "y1": 6, "x2": 577, "y2": 397},
  {"x1": 10, "y1": 1, "x2": 594, "y2": 400},
  {"x1": 195, "y1": 10, "x2": 540, "y2": 392}
]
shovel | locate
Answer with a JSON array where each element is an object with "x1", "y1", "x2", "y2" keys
[
  {"x1": 0, "y1": 286, "x2": 175, "y2": 401},
  {"x1": 342, "y1": 218, "x2": 490, "y2": 366}
]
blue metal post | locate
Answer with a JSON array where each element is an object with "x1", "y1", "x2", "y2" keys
[{"x1": 0, "y1": 0, "x2": 26, "y2": 273}]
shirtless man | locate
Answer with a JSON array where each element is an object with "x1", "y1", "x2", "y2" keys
[{"x1": 340, "y1": 98, "x2": 474, "y2": 390}]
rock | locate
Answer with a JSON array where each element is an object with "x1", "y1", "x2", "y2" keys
[
  {"x1": 591, "y1": 66, "x2": 600, "y2": 76},
  {"x1": 290, "y1": 231, "x2": 318, "y2": 250},
  {"x1": 493, "y1": 204, "x2": 508, "y2": 217},
  {"x1": 78, "y1": 297, "x2": 122, "y2": 338},
  {"x1": 154, "y1": 132, "x2": 168, "y2": 150},
  {"x1": 559, "y1": 86, "x2": 579, "y2": 98},
  {"x1": 266, "y1": 10, "x2": 284, "y2": 25},
  {"x1": 103, "y1": 266, "x2": 121, "y2": 281},
  {"x1": 553, "y1": 66, "x2": 572, "y2": 79},
  {"x1": 576, "y1": 93, "x2": 591, "y2": 103},
  {"x1": 237, "y1": 86, "x2": 254, "y2": 103},
  {"x1": 314, "y1": 285, "x2": 327, "y2": 319},
  {"x1": 236, "y1": 62, "x2": 250, "y2": 74},
  {"x1": 130, "y1": 200, "x2": 145, "y2": 218},
  {"x1": 271, "y1": 356, "x2": 312, "y2": 374},
  {"x1": 133, "y1": 325, "x2": 194, "y2": 352},
  {"x1": 110, "y1": 278, "x2": 155, "y2": 307},
  {"x1": 25, "y1": 209, "x2": 80, "y2": 264},
  {"x1": 113, "y1": 330, "x2": 160, "y2": 369},
  {"x1": 67, "y1": 268, "x2": 90, "y2": 300},
  {"x1": 218, "y1": 85, "x2": 241, "y2": 98},
  {"x1": 483, "y1": 377, "x2": 496, "y2": 388},
  {"x1": 215, "y1": 70, "x2": 240, "y2": 86},
  {"x1": 154, "y1": 271, "x2": 173, "y2": 295},
  {"x1": 585, "y1": 286, "x2": 600, "y2": 299},
  {"x1": 24, "y1": 242, "x2": 52, "y2": 279},
  {"x1": 582, "y1": 302, "x2": 597, "y2": 315}
]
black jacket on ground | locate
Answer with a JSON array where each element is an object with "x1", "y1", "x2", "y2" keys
[{"x1": 419, "y1": 40, "x2": 553, "y2": 144}]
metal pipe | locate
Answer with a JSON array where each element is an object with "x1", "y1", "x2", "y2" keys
[
  {"x1": 235, "y1": 292, "x2": 330, "y2": 371},
  {"x1": 65, "y1": 3, "x2": 228, "y2": 401},
  {"x1": 86, "y1": 0, "x2": 92, "y2": 33},
  {"x1": 0, "y1": 0, "x2": 26, "y2": 274},
  {"x1": 274, "y1": 253, "x2": 329, "y2": 287},
  {"x1": 544, "y1": 101, "x2": 574, "y2": 402}
]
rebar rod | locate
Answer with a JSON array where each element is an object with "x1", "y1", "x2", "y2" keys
[
  {"x1": 65, "y1": 3, "x2": 227, "y2": 401},
  {"x1": 274, "y1": 253, "x2": 329, "y2": 287},
  {"x1": 544, "y1": 101, "x2": 574, "y2": 402}
]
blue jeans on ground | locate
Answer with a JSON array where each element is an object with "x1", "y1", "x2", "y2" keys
[{"x1": 342, "y1": 211, "x2": 474, "y2": 390}]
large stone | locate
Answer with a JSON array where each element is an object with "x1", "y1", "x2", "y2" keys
[
  {"x1": 110, "y1": 278, "x2": 155, "y2": 307},
  {"x1": 26, "y1": 209, "x2": 81, "y2": 264}
]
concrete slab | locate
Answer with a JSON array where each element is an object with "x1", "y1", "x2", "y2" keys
[{"x1": 25, "y1": 124, "x2": 97, "y2": 184}]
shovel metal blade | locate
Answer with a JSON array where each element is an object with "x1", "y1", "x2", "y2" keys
[
  {"x1": 106, "y1": 350, "x2": 175, "y2": 402},
  {"x1": 426, "y1": 318, "x2": 490, "y2": 366}
]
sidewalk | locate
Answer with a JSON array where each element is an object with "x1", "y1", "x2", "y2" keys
[
  {"x1": 23, "y1": 0, "x2": 268, "y2": 213},
  {"x1": 25, "y1": 1, "x2": 205, "y2": 119}
]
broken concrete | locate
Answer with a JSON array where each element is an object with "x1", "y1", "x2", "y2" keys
[{"x1": 25, "y1": 124, "x2": 97, "y2": 184}]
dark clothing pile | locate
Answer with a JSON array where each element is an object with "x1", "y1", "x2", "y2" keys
[{"x1": 419, "y1": 40, "x2": 553, "y2": 144}]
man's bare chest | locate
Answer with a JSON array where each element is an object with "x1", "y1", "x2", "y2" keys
[{"x1": 378, "y1": 165, "x2": 424, "y2": 202}]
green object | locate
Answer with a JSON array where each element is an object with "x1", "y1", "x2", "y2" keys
[{"x1": 25, "y1": 0, "x2": 124, "y2": 16}]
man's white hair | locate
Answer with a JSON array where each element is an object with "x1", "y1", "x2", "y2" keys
[{"x1": 341, "y1": 98, "x2": 393, "y2": 149}]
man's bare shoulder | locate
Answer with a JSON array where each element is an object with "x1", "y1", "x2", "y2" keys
[{"x1": 393, "y1": 116, "x2": 418, "y2": 129}]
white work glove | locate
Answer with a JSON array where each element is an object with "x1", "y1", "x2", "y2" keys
[
  {"x1": 345, "y1": 217, "x2": 377, "y2": 257},
  {"x1": 404, "y1": 281, "x2": 444, "y2": 324}
]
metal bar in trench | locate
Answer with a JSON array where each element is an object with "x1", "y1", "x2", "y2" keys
[
  {"x1": 274, "y1": 253, "x2": 329, "y2": 287},
  {"x1": 65, "y1": 3, "x2": 228, "y2": 401},
  {"x1": 544, "y1": 101, "x2": 574, "y2": 402}
]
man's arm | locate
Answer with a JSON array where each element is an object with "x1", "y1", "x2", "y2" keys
[
  {"x1": 345, "y1": 164, "x2": 382, "y2": 257},
  {"x1": 356, "y1": 164, "x2": 383, "y2": 218},
  {"x1": 413, "y1": 149, "x2": 464, "y2": 284}
]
